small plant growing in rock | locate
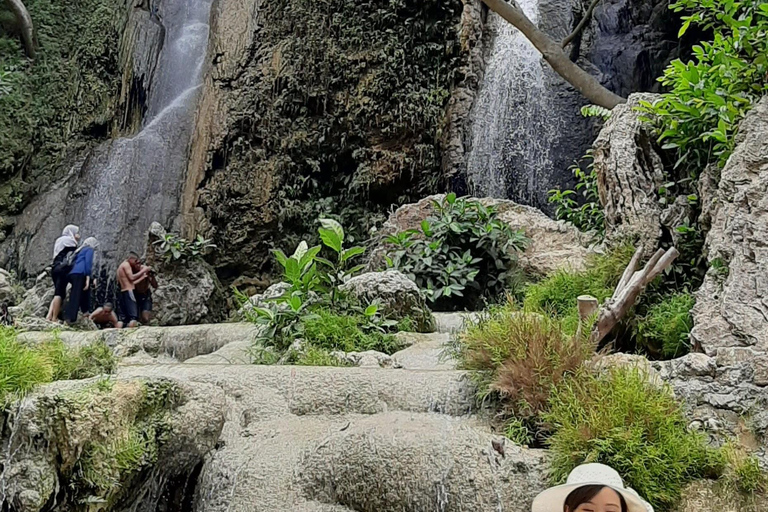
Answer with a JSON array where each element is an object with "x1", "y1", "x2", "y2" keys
[
  {"x1": 153, "y1": 233, "x2": 216, "y2": 264},
  {"x1": 635, "y1": 292, "x2": 695, "y2": 359},
  {"x1": 385, "y1": 194, "x2": 528, "y2": 310},
  {"x1": 548, "y1": 150, "x2": 605, "y2": 237}
]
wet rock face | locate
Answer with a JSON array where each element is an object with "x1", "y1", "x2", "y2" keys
[{"x1": 691, "y1": 98, "x2": 768, "y2": 355}]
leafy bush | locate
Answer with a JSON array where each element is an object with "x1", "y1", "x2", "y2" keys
[
  {"x1": 720, "y1": 442, "x2": 767, "y2": 495},
  {"x1": 452, "y1": 301, "x2": 595, "y2": 429},
  {"x1": 0, "y1": 327, "x2": 53, "y2": 405},
  {"x1": 544, "y1": 367, "x2": 721, "y2": 511},
  {"x1": 153, "y1": 233, "x2": 216, "y2": 264},
  {"x1": 241, "y1": 218, "x2": 409, "y2": 364},
  {"x1": 636, "y1": 293, "x2": 695, "y2": 359},
  {"x1": 548, "y1": 151, "x2": 605, "y2": 237},
  {"x1": 523, "y1": 244, "x2": 634, "y2": 329},
  {"x1": 385, "y1": 194, "x2": 528, "y2": 309},
  {"x1": 639, "y1": 0, "x2": 768, "y2": 175},
  {"x1": 0, "y1": 328, "x2": 116, "y2": 405},
  {"x1": 303, "y1": 308, "x2": 404, "y2": 354}
]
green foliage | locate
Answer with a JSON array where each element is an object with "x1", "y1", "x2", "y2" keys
[
  {"x1": 153, "y1": 233, "x2": 217, "y2": 264},
  {"x1": 503, "y1": 417, "x2": 533, "y2": 446},
  {"x1": 523, "y1": 244, "x2": 634, "y2": 329},
  {"x1": 0, "y1": 328, "x2": 116, "y2": 406},
  {"x1": 303, "y1": 308, "x2": 404, "y2": 354},
  {"x1": 720, "y1": 442, "x2": 767, "y2": 495},
  {"x1": 639, "y1": 0, "x2": 768, "y2": 175},
  {"x1": 240, "y1": 218, "x2": 411, "y2": 364},
  {"x1": 636, "y1": 293, "x2": 696, "y2": 359},
  {"x1": 292, "y1": 346, "x2": 350, "y2": 367},
  {"x1": 0, "y1": 0, "x2": 123, "y2": 214},
  {"x1": 451, "y1": 301, "x2": 595, "y2": 428},
  {"x1": 385, "y1": 194, "x2": 528, "y2": 309},
  {"x1": 580, "y1": 104, "x2": 612, "y2": 120},
  {"x1": 201, "y1": 0, "x2": 466, "y2": 267},
  {"x1": 548, "y1": 151, "x2": 605, "y2": 237},
  {"x1": 544, "y1": 367, "x2": 722, "y2": 511},
  {"x1": 0, "y1": 327, "x2": 53, "y2": 405}
]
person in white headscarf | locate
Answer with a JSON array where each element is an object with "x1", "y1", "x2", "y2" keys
[
  {"x1": 64, "y1": 237, "x2": 99, "y2": 324},
  {"x1": 46, "y1": 225, "x2": 80, "y2": 322}
]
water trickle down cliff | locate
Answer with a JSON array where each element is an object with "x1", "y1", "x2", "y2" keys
[
  {"x1": 64, "y1": 0, "x2": 214, "y2": 267},
  {"x1": 465, "y1": 3, "x2": 562, "y2": 210}
]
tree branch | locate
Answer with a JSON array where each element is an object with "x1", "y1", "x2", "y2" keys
[
  {"x1": 562, "y1": 0, "x2": 601, "y2": 49},
  {"x1": 481, "y1": 0, "x2": 625, "y2": 109},
  {"x1": 5, "y1": 0, "x2": 36, "y2": 59},
  {"x1": 589, "y1": 246, "x2": 680, "y2": 344}
]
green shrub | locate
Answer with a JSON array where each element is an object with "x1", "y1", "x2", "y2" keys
[
  {"x1": 636, "y1": 293, "x2": 695, "y2": 359},
  {"x1": 639, "y1": 0, "x2": 768, "y2": 175},
  {"x1": 453, "y1": 301, "x2": 595, "y2": 427},
  {"x1": 548, "y1": 150, "x2": 605, "y2": 237},
  {"x1": 544, "y1": 367, "x2": 721, "y2": 511},
  {"x1": 720, "y1": 442, "x2": 767, "y2": 495},
  {"x1": 523, "y1": 244, "x2": 634, "y2": 330},
  {"x1": 293, "y1": 346, "x2": 350, "y2": 367},
  {"x1": 0, "y1": 328, "x2": 116, "y2": 406},
  {"x1": 0, "y1": 327, "x2": 53, "y2": 405},
  {"x1": 153, "y1": 233, "x2": 216, "y2": 264},
  {"x1": 303, "y1": 309, "x2": 404, "y2": 355},
  {"x1": 385, "y1": 193, "x2": 528, "y2": 310}
]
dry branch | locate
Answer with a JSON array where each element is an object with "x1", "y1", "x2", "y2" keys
[
  {"x1": 584, "y1": 246, "x2": 680, "y2": 344},
  {"x1": 562, "y1": 0, "x2": 601, "y2": 49},
  {"x1": 482, "y1": 0, "x2": 625, "y2": 109}
]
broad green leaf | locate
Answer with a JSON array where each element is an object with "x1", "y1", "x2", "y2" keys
[
  {"x1": 319, "y1": 218, "x2": 344, "y2": 242},
  {"x1": 292, "y1": 240, "x2": 308, "y2": 260},
  {"x1": 341, "y1": 246, "x2": 365, "y2": 262},
  {"x1": 319, "y1": 228, "x2": 342, "y2": 253}
]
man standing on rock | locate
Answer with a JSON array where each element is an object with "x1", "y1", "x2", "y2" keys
[
  {"x1": 117, "y1": 252, "x2": 151, "y2": 328},
  {"x1": 134, "y1": 260, "x2": 158, "y2": 325}
]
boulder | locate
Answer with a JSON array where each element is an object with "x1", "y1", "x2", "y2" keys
[
  {"x1": 0, "y1": 377, "x2": 225, "y2": 512},
  {"x1": 144, "y1": 222, "x2": 227, "y2": 326},
  {"x1": 0, "y1": 268, "x2": 20, "y2": 305},
  {"x1": 592, "y1": 93, "x2": 666, "y2": 251},
  {"x1": 339, "y1": 271, "x2": 434, "y2": 332},
  {"x1": 10, "y1": 272, "x2": 53, "y2": 318},
  {"x1": 392, "y1": 332, "x2": 455, "y2": 370},
  {"x1": 370, "y1": 195, "x2": 592, "y2": 277},
  {"x1": 691, "y1": 98, "x2": 768, "y2": 354}
]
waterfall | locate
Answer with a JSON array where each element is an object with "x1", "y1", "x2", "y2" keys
[
  {"x1": 465, "y1": 2, "x2": 561, "y2": 209},
  {"x1": 65, "y1": 0, "x2": 214, "y2": 269}
]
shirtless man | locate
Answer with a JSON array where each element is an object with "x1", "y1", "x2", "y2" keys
[
  {"x1": 116, "y1": 252, "x2": 151, "y2": 327},
  {"x1": 134, "y1": 262, "x2": 158, "y2": 325},
  {"x1": 89, "y1": 302, "x2": 122, "y2": 329}
]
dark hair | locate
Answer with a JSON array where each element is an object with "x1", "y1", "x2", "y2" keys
[
  {"x1": 128, "y1": 252, "x2": 140, "y2": 259},
  {"x1": 564, "y1": 485, "x2": 627, "y2": 512},
  {"x1": 103, "y1": 302, "x2": 114, "y2": 309}
]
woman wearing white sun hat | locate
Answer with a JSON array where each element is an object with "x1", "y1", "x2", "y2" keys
[{"x1": 532, "y1": 463, "x2": 654, "y2": 512}]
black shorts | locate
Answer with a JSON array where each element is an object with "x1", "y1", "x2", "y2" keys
[
  {"x1": 95, "y1": 321, "x2": 111, "y2": 330},
  {"x1": 135, "y1": 291, "x2": 153, "y2": 313},
  {"x1": 51, "y1": 269, "x2": 69, "y2": 298},
  {"x1": 120, "y1": 290, "x2": 139, "y2": 323}
]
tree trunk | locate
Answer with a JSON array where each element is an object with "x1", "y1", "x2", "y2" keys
[
  {"x1": 5, "y1": 0, "x2": 36, "y2": 59},
  {"x1": 482, "y1": 0, "x2": 625, "y2": 109}
]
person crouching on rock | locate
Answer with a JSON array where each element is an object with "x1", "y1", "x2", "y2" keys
[
  {"x1": 532, "y1": 463, "x2": 653, "y2": 512},
  {"x1": 90, "y1": 302, "x2": 122, "y2": 330},
  {"x1": 47, "y1": 224, "x2": 80, "y2": 322},
  {"x1": 134, "y1": 260, "x2": 158, "y2": 325},
  {"x1": 64, "y1": 237, "x2": 98, "y2": 324},
  {"x1": 117, "y1": 252, "x2": 151, "y2": 328}
]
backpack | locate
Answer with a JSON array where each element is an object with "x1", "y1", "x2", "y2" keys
[{"x1": 53, "y1": 248, "x2": 77, "y2": 275}]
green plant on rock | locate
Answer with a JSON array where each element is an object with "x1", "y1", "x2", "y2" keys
[
  {"x1": 636, "y1": 292, "x2": 695, "y2": 359},
  {"x1": 544, "y1": 367, "x2": 722, "y2": 511},
  {"x1": 385, "y1": 193, "x2": 528, "y2": 310},
  {"x1": 451, "y1": 301, "x2": 595, "y2": 432},
  {"x1": 153, "y1": 233, "x2": 216, "y2": 264},
  {"x1": 639, "y1": 0, "x2": 768, "y2": 175},
  {"x1": 303, "y1": 308, "x2": 404, "y2": 355},
  {"x1": 719, "y1": 442, "x2": 767, "y2": 495},
  {"x1": 315, "y1": 218, "x2": 366, "y2": 303},
  {"x1": 548, "y1": 151, "x2": 605, "y2": 237}
]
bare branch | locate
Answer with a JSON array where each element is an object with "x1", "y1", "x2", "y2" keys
[
  {"x1": 4, "y1": 0, "x2": 36, "y2": 59},
  {"x1": 590, "y1": 246, "x2": 680, "y2": 344},
  {"x1": 562, "y1": 0, "x2": 602, "y2": 49},
  {"x1": 482, "y1": 0, "x2": 625, "y2": 109}
]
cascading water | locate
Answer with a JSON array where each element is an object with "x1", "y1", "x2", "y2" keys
[
  {"x1": 465, "y1": 3, "x2": 562, "y2": 209},
  {"x1": 64, "y1": 0, "x2": 214, "y2": 270}
]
